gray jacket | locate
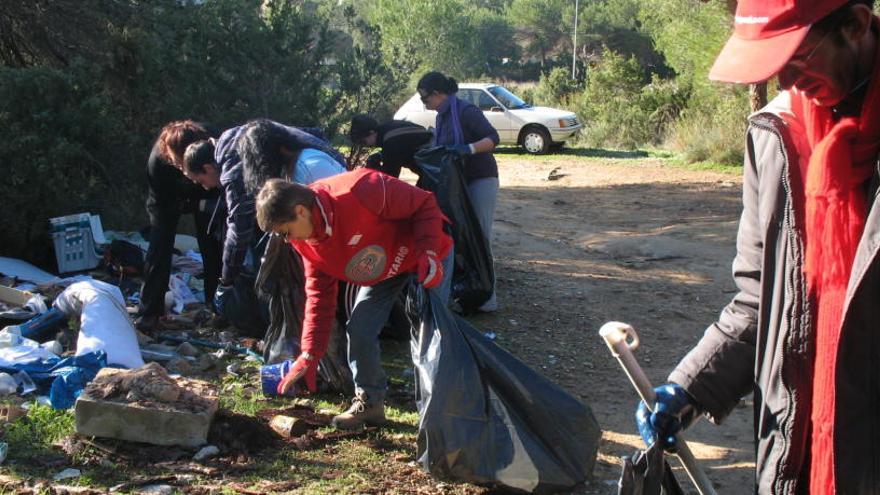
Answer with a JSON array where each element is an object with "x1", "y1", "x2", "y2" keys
[{"x1": 669, "y1": 92, "x2": 880, "y2": 494}]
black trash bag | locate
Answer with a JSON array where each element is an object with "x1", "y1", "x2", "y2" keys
[
  {"x1": 618, "y1": 444, "x2": 684, "y2": 495},
  {"x1": 221, "y1": 271, "x2": 270, "y2": 338},
  {"x1": 414, "y1": 147, "x2": 494, "y2": 313},
  {"x1": 407, "y1": 286, "x2": 601, "y2": 493},
  {"x1": 256, "y1": 235, "x2": 353, "y2": 394},
  {"x1": 255, "y1": 235, "x2": 302, "y2": 363}
]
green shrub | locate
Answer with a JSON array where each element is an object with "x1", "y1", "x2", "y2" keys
[
  {"x1": 574, "y1": 48, "x2": 685, "y2": 149},
  {"x1": 0, "y1": 66, "x2": 141, "y2": 266},
  {"x1": 531, "y1": 67, "x2": 581, "y2": 107},
  {"x1": 667, "y1": 86, "x2": 748, "y2": 166}
]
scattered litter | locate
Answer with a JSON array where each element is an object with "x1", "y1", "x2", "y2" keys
[
  {"x1": 192, "y1": 445, "x2": 219, "y2": 461},
  {"x1": 0, "y1": 403, "x2": 26, "y2": 422},
  {"x1": 0, "y1": 350, "x2": 105, "y2": 409},
  {"x1": 226, "y1": 362, "x2": 241, "y2": 376},
  {"x1": 171, "y1": 255, "x2": 203, "y2": 275},
  {"x1": 168, "y1": 273, "x2": 198, "y2": 314},
  {"x1": 0, "y1": 257, "x2": 61, "y2": 285},
  {"x1": 3, "y1": 307, "x2": 65, "y2": 342},
  {"x1": 139, "y1": 344, "x2": 179, "y2": 362},
  {"x1": 53, "y1": 468, "x2": 82, "y2": 481},
  {"x1": 50, "y1": 213, "x2": 103, "y2": 273},
  {"x1": 483, "y1": 332, "x2": 497, "y2": 340},
  {"x1": 0, "y1": 373, "x2": 16, "y2": 395},
  {"x1": 173, "y1": 234, "x2": 199, "y2": 254},
  {"x1": 0, "y1": 328, "x2": 23, "y2": 348},
  {"x1": 54, "y1": 280, "x2": 144, "y2": 369},
  {"x1": 41, "y1": 340, "x2": 64, "y2": 355}
]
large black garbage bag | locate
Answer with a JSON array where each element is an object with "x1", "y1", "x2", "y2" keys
[
  {"x1": 256, "y1": 235, "x2": 353, "y2": 394},
  {"x1": 407, "y1": 287, "x2": 601, "y2": 493},
  {"x1": 618, "y1": 445, "x2": 684, "y2": 495},
  {"x1": 414, "y1": 147, "x2": 494, "y2": 313},
  {"x1": 222, "y1": 272, "x2": 270, "y2": 338}
]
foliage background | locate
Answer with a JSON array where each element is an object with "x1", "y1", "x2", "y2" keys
[{"x1": 1, "y1": 0, "x2": 744, "y2": 264}]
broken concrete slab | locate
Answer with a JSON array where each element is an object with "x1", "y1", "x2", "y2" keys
[{"x1": 75, "y1": 365, "x2": 218, "y2": 447}]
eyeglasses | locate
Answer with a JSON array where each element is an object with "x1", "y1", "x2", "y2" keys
[
  {"x1": 786, "y1": 27, "x2": 835, "y2": 69},
  {"x1": 419, "y1": 91, "x2": 433, "y2": 103}
]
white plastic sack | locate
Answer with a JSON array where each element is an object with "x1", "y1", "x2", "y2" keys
[
  {"x1": 54, "y1": 280, "x2": 144, "y2": 369},
  {"x1": 168, "y1": 273, "x2": 198, "y2": 314}
]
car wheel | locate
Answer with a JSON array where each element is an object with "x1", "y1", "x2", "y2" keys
[{"x1": 522, "y1": 127, "x2": 550, "y2": 154}]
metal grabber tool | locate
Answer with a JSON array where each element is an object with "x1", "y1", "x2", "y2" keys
[{"x1": 599, "y1": 321, "x2": 717, "y2": 495}]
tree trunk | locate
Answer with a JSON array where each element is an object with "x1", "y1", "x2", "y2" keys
[{"x1": 749, "y1": 82, "x2": 768, "y2": 112}]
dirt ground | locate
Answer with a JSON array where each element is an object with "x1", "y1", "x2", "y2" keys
[{"x1": 462, "y1": 150, "x2": 753, "y2": 494}]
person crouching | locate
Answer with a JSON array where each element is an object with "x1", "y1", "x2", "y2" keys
[{"x1": 255, "y1": 169, "x2": 453, "y2": 429}]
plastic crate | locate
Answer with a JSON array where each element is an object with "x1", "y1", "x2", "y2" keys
[{"x1": 50, "y1": 213, "x2": 101, "y2": 273}]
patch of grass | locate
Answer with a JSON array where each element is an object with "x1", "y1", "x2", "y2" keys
[
  {"x1": 1, "y1": 401, "x2": 75, "y2": 478},
  {"x1": 3, "y1": 401, "x2": 74, "y2": 455}
]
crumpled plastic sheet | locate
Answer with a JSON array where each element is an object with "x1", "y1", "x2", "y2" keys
[{"x1": 0, "y1": 351, "x2": 107, "y2": 409}]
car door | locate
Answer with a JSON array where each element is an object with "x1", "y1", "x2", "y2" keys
[{"x1": 458, "y1": 88, "x2": 513, "y2": 143}]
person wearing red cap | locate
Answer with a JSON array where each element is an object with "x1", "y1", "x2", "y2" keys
[
  {"x1": 636, "y1": 1, "x2": 880, "y2": 493},
  {"x1": 255, "y1": 170, "x2": 453, "y2": 430}
]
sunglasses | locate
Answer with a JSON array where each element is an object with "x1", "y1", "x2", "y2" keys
[{"x1": 419, "y1": 91, "x2": 434, "y2": 103}]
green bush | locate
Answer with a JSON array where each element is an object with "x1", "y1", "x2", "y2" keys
[
  {"x1": 0, "y1": 66, "x2": 141, "y2": 265},
  {"x1": 667, "y1": 89, "x2": 748, "y2": 165},
  {"x1": 531, "y1": 67, "x2": 582, "y2": 107},
  {"x1": 574, "y1": 49, "x2": 686, "y2": 149},
  {"x1": 0, "y1": 0, "x2": 406, "y2": 264}
]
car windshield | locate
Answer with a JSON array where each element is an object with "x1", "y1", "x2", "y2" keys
[{"x1": 487, "y1": 86, "x2": 529, "y2": 109}]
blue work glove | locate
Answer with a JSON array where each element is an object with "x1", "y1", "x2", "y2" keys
[
  {"x1": 445, "y1": 144, "x2": 473, "y2": 157},
  {"x1": 213, "y1": 281, "x2": 233, "y2": 316},
  {"x1": 636, "y1": 383, "x2": 697, "y2": 452}
]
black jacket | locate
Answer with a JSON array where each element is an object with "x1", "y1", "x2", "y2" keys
[{"x1": 372, "y1": 120, "x2": 433, "y2": 178}]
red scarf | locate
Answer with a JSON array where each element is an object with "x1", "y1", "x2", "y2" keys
[{"x1": 791, "y1": 25, "x2": 880, "y2": 493}]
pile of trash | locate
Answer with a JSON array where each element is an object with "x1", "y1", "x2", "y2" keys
[{"x1": 0, "y1": 238, "x2": 263, "y2": 412}]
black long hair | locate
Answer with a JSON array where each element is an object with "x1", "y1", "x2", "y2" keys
[
  {"x1": 238, "y1": 119, "x2": 291, "y2": 196},
  {"x1": 417, "y1": 71, "x2": 458, "y2": 95}
]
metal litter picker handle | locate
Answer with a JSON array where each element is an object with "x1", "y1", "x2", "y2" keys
[{"x1": 600, "y1": 321, "x2": 717, "y2": 495}]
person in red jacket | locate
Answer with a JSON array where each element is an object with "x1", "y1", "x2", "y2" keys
[{"x1": 255, "y1": 169, "x2": 453, "y2": 429}]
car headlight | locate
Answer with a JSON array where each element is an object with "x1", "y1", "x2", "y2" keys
[{"x1": 557, "y1": 117, "x2": 579, "y2": 128}]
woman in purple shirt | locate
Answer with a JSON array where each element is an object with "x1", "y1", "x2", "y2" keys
[{"x1": 417, "y1": 71, "x2": 499, "y2": 312}]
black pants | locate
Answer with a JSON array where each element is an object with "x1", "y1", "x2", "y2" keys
[{"x1": 139, "y1": 208, "x2": 221, "y2": 317}]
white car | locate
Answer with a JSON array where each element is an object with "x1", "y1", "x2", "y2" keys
[{"x1": 393, "y1": 83, "x2": 582, "y2": 154}]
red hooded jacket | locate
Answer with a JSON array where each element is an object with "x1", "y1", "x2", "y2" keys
[{"x1": 290, "y1": 169, "x2": 452, "y2": 359}]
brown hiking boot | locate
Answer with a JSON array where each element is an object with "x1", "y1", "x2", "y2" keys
[{"x1": 331, "y1": 392, "x2": 386, "y2": 430}]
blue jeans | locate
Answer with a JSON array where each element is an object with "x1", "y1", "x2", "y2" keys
[
  {"x1": 467, "y1": 177, "x2": 499, "y2": 310},
  {"x1": 345, "y1": 250, "x2": 453, "y2": 403}
]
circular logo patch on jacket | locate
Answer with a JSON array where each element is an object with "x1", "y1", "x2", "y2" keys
[{"x1": 345, "y1": 245, "x2": 387, "y2": 282}]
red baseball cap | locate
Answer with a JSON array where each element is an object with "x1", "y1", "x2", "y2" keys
[{"x1": 709, "y1": 0, "x2": 849, "y2": 83}]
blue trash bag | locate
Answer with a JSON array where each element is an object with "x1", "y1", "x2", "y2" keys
[{"x1": 0, "y1": 351, "x2": 107, "y2": 409}]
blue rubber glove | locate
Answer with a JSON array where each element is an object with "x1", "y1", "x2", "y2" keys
[
  {"x1": 445, "y1": 144, "x2": 473, "y2": 157},
  {"x1": 636, "y1": 383, "x2": 697, "y2": 452},
  {"x1": 213, "y1": 281, "x2": 233, "y2": 316}
]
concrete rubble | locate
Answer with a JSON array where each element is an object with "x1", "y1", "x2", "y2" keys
[{"x1": 75, "y1": 363, "x2": 218, "y2": 447}]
